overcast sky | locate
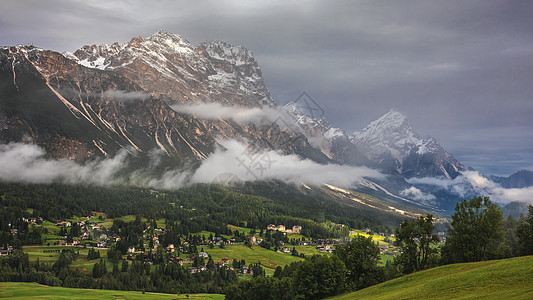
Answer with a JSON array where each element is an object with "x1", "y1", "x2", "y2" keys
[{"x1": 2, "y1": 0, "x2": 532, "y2": 176}]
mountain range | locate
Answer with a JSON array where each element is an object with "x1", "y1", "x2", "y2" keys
[{"x1": 1, "y1": 30, "x2": 530, "y2": 214}]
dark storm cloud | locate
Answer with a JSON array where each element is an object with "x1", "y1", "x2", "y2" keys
[{"x1": 1, "y1": 0, "x2": 532, "y2": 176}]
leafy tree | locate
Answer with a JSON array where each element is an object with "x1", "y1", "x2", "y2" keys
[
  {"x1": 207, "y1": 257, "x2": 215, "y2": 270},
  {"x1": 53, "y1": 249, "x2": 77, "y2": 271},
  {"x1": 516, "y1": 205, "x2": 533, "y2": 256},
  {"x1": 87, "y1": 248, "x2": 101, "y2": 260},
  {"x1": 333, "y1": 235, "x2": 381, "y2": 291},
  {"x1": 290, "y1": 255, "x2": 346, "y2": 299},
  {"x1": 121, "y1": 260, "x2": 129, "y2": 272},
  {"x1": 394, "y1": 214, "x2": 439, "y2": 274},
  {"x1": 273, "y1": 266, "x2": 283, "y2": 278},
  {"x1": 225, "y1": 276, "x2": 292, "y2": 300},
  {"x1": 70, "y1": 222, "x2": 81, "y2": 237},
  {"x1": 92, "y1": 259, "x2": 107, "y2": 278},
  {"x1": 442, "y1": 196, "x2": 503, "y2": 263},
  {"x1": 250, "y1": 263, "x2": 265, "y2": 278},
  {"x1": 107, "y1": 248, "x2": 122, "y2": 265}
]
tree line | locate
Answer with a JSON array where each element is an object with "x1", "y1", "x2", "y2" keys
[
  {"x1": 225, "y1": 197, "x2": 533, "y2": 299},
  {"x1": 0, "y1": 248, "x2": 238, "y2": 294},
  {"x1": 0, "y1": 180, "x2": 401, "y2": 249}
]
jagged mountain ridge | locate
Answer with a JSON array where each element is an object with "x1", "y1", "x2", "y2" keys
[
  {"x1": 285, "y1": 104, "x2": 466, "y2": 179},
  {"x1": 1, "y1": 45, "x2": 212, "y2": 161},
  {"x1": 64, "y1": 30, "x2": 274, "y2": 107}
]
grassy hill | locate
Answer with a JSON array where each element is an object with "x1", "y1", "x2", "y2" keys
[
  {"x1": 0, "y1": 282, "x2": 224, "y2": 299},
  {"x1": 330, "y1": 256, "x2": 533, "y2": 300}
]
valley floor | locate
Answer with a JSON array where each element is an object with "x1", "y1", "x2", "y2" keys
[{"x1": 329, "y1": 255, "x2": 533, "y2": 299}]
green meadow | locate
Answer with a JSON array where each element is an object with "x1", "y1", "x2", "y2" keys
[
  {"x1": 330, "y1": 255, "x2": 533, "y2": 300},
  {"x1": 204, "y1": 244, "x2": 303, "y2": 270},
  {"x1": 0, "y1": 282, "x2": 224, "y2": 299}
]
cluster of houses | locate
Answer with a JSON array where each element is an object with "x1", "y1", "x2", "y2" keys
[
  {"x1": 188, "y1": 257, "x2": 258, "y2": 275},
  {"x1": 294, "y1": 238, "x2": 339, "y2": 253},
  {"x1": 0, "y1": 245, "x2": 15, "y2": 256},
  {"x1": 247, "y1": 236, "x2": 263, "y2": 246},
  {"x1": 21, "y1": 217, "x2": 44, "y2": 224},
  {"x1": 380, "y1": 246, "x2": 402, "y2": 257},
  {"x1": 266, "y1": 224, "x2": 302, "y2": 234},
  {"x1": 55, "y1": 216, "x2": 117, "y2": 248}
]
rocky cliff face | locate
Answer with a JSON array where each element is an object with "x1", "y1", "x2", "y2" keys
[
  {"x1": 1, "y1": 31, "x2": 484, "y2": 212},
  {"x1": 283, "y1": 102, "x2": 369, "y2": 166},
  {"x1": 1, "y1": 45, "x2": 214, "y2": 161},
  {"x1": 1, "y1": 31, "x2": 327, "y2": 165}
]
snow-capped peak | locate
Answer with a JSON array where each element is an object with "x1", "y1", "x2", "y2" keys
[
  {"x1": 351, "y1": 109, "x2": 418, "y2": 149},
  {"x1": 351, "y1": 109, "x2": 466, "y2": 178},
  {"x1": 148, "y1": 29, "x2": 193, "y2": 52},
  {"x1": 351, "y1": 109, "x2": 425, "y2": 163},
  {"x1": 356, "y1": 109, "x2": 413, "y2": 138},
  {"x1": 62, "y1": 31, "x2": 274, "y2": 107}
]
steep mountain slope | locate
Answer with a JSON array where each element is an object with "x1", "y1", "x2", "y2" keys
[
  {"x1": 1, "y1": 31, "x2": 328, "y2": 165},
  {"x1": 1, "y1": 45, "x2": 212, "y2": 162},
  {"x1": 282, "y1": 105, "x2": 470, "y2": 210},
  {"x1": 352, "y1": 109, "x2": 466, "y2": 179},
  {"x1": 283, "y1": 102, "x2": 369, "y2": 166}
]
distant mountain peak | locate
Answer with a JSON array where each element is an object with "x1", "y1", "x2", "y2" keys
[
  {"x1": 490, "y1": 170, "x2": 533, "y2": 188},
  {"x1": 369, "y1": 109, "x2": 411, "y2": 132},
  {"x1": 352, "y1": 109, "x2": 465, "y2": 179},
  {"x1": 352, "y1": 109, "x2": 417, "y2": 152}
]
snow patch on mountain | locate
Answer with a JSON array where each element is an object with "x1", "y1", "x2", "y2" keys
[
  {"x1": 201, "y1": 40, "x2": 254, "y2": 66},
  {"x1": 351, "y1": 109, "x2": 420, "y2": 159},
  {"x1": 283, "y1": 102, "x2": 345, "y2": 142},
  {"x1": 324, "y1": 127, "x2": 345, "y2": 141},
  {"x1": 64, "y1": 30, "x2": 274, "y2": 107}
]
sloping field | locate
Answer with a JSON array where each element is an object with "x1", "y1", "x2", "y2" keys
[{"x1": 330, "y1": 255, "x2": 533, "y2": 300}]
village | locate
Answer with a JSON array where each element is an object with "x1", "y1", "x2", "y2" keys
[{"x1": 2, "y1": 211, "x2": 403, "y2": 279}]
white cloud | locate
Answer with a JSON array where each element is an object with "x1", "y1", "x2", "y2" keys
[
  {"x1": 0, "y1": 142, "x2": 128, "y2": 185},
  {"x1": 3, "y1": 141, "x2": 530, "y2": 205},
  {"x1": 102, "y1": 90, "x2": 149, "y2": 102},
  {"x1": 170, "y1": 103, "x2": 286, "y2": 125},
  {"x1": 190, "y1": 139, "x2": 383, "y2": 186},
  {"x1": 400, "y1": 186, "x2": 436, "y2": 203},
  {"x1": 408, "y1": 171, "x2": 533, "y2": 205},
  {"x1": 0, "y1": 140, "x2": 383, "y2": 190},
  {"x1": 462, "y1": 171, "x2": 533, "y2": 205}
]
